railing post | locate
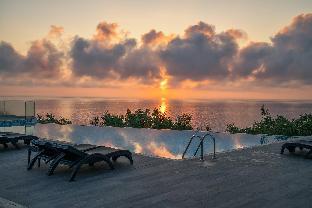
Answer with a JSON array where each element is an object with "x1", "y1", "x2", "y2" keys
[{"x1": 200, "y1": 139, "x2": 204, "y2": 161}]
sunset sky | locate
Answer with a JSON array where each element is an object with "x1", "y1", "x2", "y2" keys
[{"x1": 1, "y1": 0, "x2": 312, "y2": 100}]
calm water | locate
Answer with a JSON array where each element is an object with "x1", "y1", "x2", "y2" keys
[
  {"x1": 34, "y1": 98, "x2": 312, "y2": 132},
  {"x1": 1, "y1": 124, "x2": 292, "y2": 159}
]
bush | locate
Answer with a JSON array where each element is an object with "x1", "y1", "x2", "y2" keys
[
  {"x1": 101, "y1": 111, "x2": 125, "y2": 127},
  {"x1": 151, "y1": 109, "x2": 173, "y2": 129},
  {"x1": 89, "y1": 108, "x2": 193, "y2": 130},
  {"x1": 172, "y1": 113, "x2": 193, "y2": 130},
  {"x1": 226, "y1": 105, "x2": 312, "y2": 136},
  {"x1": 125, "y1": 109, "x2": 153, "y2": 128},
  {"x1": 37, "y1": 113, "x2": 72, "y2": 125}
]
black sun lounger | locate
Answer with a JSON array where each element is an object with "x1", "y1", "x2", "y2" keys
[
  {"x1": 28, "y1": 139, "x2": 133, "y2": 181},
  {"x1": 0, "y1": 132, "x2": 38, "y2": 149},
  {"x1": 281, "y1": 140, "x2": 312, "y2": 158}
]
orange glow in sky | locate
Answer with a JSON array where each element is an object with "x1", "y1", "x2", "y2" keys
[{"x1": 1, "y1": 1, "x2": 312, "y2": 100}]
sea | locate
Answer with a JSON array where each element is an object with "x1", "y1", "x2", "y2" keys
[{"x1": 24, "y1": 97, "x2": 312, "y2": 132}]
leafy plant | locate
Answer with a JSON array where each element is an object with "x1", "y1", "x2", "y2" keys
[
  {"x1": 89, "y1": 108, "x2": 193, "y2": 130},
  {"x1": 226, "y1": 105, "x2": 312, "y2": 136},
  {"x1": 125, "y1": 109, "x2": 153, "y2": 128},
  {"x1": 172, "y1": 113, "x2": 193, "y2": 130},
  {"x1": 101, "y1": 111, "x2": 125, "y2": 127},
  {"x1": 37, "y1": 113, "x2": 72, "y2": 125},
  {"x1": 90, "y1": 116, "x2": 100, "y2": 126},
  {"x1": 151, "y1": 108, "x2": 173, "y2": 129}
]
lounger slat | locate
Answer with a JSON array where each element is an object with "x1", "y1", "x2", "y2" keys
[{"x1": 28, "y1": 139, "x2": 133, "y2": 181}]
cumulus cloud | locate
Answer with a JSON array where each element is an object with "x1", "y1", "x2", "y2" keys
[
  {"x1": 160, "y1": 22, "x2": 241, "y2": 81},
  {"x1": 70, "y1": 37, "x2": 131, "y2": 78},
  {"x1": 1, "y1": 14, "x2": 312, "y2": 89},
  {"x1": 70, "y1": 35, "x2": 163, "y2": 82},
  {"x1": 119, "y1": 47, "x2": 162, "y2": 81},
  {"x1": 70, "y1": 22, "x2": 165, "y2": 83},
  {"x1": 93, "y1": 21, "x2": 120, "y2": 42},
  {"x1": 141, "y1": 29, "x2": 174, "y2": 47},
  {"x1": 233, "y1": 13, "x2": 312, "y2": 85},
  {"x1": 0, "y1": 39, "x2": 64, "y2": 79}
]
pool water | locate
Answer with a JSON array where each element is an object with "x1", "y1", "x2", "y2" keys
[{"x1": 1, "y1": 124, "x2": 290, "y2": 159}]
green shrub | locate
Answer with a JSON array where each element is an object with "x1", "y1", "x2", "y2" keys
[
  {"x1": 226, "y1": 105, "x2": 312, "y2": 136},
  {"x1": 90, "y1": 116, "x2": 100, "y2": 126},
  {"x1": 172, "y1": 113, "x2": 193, "y2": 130},
  {"x1": 151, "y1": 108, "x2": 173, "y2": 129},
  {"x1": 89, "y1": 108, "x2": 193, "y2": 130},
  {"x1": 101, "y1": 111, "x2": 125, "y2": 127},
  {"x1": 37, "y1": 113, "x2": 72, "y2": 125}
]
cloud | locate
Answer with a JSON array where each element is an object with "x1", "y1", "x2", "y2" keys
[
  {"x1": 93, "y1": 21, "x2": 119, "y2": 42},
  {"x1": 141, "y1": 29, "x2": 174, "y2": 47},
  {"x1": 0, "y1": 39, "x2": 64, "y2": 79},
  {"x1": 70, "y1": 37, "x2": 131, "y2": 79},
  {"x1": 119, "y1": 47, "x2": 162, "y2": 81},
  {"x1": 70, "y1": 35, "x2": 163, "y2": 82},
  {"x1": 1, "y1": 14, "x2": 312, "y2": 90},
  {"x1": 184, "y1": 21, "x2": 215, "y2": 37},
  {"x1": 160, "y1": 22, "x2": 241, "y2": 81},
  {"x1": 233, "y1": 13, "x2": 312, "y2": 85},
  {"x1": 48, "y1": 25, "x2": 64, "y2": 38}
]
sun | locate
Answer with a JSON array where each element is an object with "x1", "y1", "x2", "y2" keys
[{"x1": 160, "y1": 79, "x2": 168, "y2": 90}]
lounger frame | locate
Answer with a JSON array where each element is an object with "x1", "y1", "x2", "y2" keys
[
  {"x1": 281, "y1": 140, "x2": 312, "y2": 158},
  {"x1": 28, "y1": 139, "x2": 133, "y2": 181}
]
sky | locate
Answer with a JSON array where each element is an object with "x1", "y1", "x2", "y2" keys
[{"x1": 0, "y1": 0, "x2": 312, "y2": 100}]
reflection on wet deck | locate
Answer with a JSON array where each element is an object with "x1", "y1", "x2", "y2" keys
[{"x1": 15, "y1": 124, "x2": 290, "y2": 159}]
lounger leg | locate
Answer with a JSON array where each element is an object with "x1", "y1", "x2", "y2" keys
[
  {"x1": 12, "y1": 141, "x2": 20, "y2": 150},
  {"x1": 305, "y1": 150, "x2": 312, "y2": 159},
  {"x1": 280, "y1": 145, "x2": 285, "y2": 154},
  {"x1": 287, "y1": 146, "x2": 296, "y2": 153},
  {"x1": 47, "y1": 153, "x2": 66, "y2": 176},
  {"x1": 112, "y1": 155, "x2": 133, "y2": 165},
  {"x1": 28, "y1": 149, "x2": 32, "y2": 165},
  {"x1": 127, "y1": 155, "x2": 134, "y2": 165},
  {"x1": 69, "y1": 162, "x2": 83, "y2": 182},
  {"x1": 3, "y1": 143, "x2": 8, "y2": 148},
  {"x1": 27, "y1": 150, "x2": 44, "y2": 170},
  {"x1": 69, "y1": 155, "x2": 114, "y2": 182},
  {"x1": 104, "y1": 158, "x2": 115, "y2": 170}
]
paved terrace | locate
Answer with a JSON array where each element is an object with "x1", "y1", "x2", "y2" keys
[{"x1": 0, "y1": 140, "x2": 311, "y2": 208}]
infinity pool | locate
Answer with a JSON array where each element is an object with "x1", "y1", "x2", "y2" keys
[{"x1": 1, "y1": 124, "x2": 290, "y2": 159}]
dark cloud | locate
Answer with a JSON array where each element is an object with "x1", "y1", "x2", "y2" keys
[
  {"x1": 119, "y1": 47, "x2": 161, "y2": 81},
  {"x1": 70, "y1": 37, "x2": 131, "y2": 78},
  {"x1": 160, "y1": 22, "x2": 241, "y2": 81},
  {"x1": 184, "y1": 21, "x2": 215, "y2": 37},
  {"x1": 70, "y1": 36, "x2": 162, "y2": 82},
  {"x1": 1, "y1": 14, "x2": 312, "y2": 88},
  {"x1": 0, "y1": 40, "x2": 63, "y2": 79},
  {"x1": 94, "y1": 21, "x2": 119, "y2": 42},
  {"x1": 0, "y1": 41, "x2": 22, "y2": 74},
  {"x1": 233, "y1": 13, "x2": 312, "y2": 84}
]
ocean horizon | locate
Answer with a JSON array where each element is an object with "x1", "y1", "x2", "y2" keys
[{"x1": 2, "y1": 96, "x2": 311, "y2": 132}]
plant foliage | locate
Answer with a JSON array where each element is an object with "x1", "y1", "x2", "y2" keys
[
  {"x1": 37, "y1": 113, "x2": 72, "y2": 125},
  {"x1": 90, "y1": 108, "x2": 193, "y2": 130},
  {"x1": 226, "y1": 105, "x2": 312, "y2": 136}
]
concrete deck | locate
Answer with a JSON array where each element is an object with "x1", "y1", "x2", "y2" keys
[{"x1": 0, "y1": 141, "x2": 311, "y2": 208}]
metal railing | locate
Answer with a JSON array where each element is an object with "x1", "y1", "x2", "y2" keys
[
  {"x1": 0, "y1": 100, "x2": 35, "y2": 118},
  {"x1": 182, "y1": 130, "x2": 216, "y2": 161}
]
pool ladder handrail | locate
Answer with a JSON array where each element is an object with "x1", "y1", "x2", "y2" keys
[{"x1": 182, "y1": 130, "x2": 216, "y2": 161}]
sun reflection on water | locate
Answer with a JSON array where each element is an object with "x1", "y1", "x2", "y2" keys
[
  {"x1": 159, "y1": 77, "x2": 168, "y2": 114},
  {"x1": 160, "y1": 97, "x2": 167, "y2": 114}
]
